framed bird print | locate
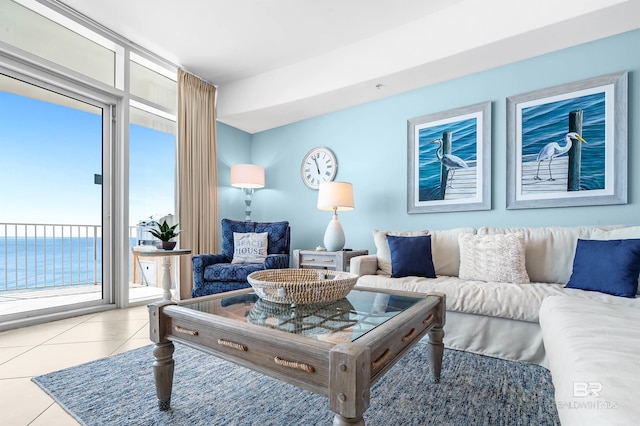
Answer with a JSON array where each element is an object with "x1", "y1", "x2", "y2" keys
[
  {"x1": 407, "y1": 101, "x2": 491, "y2": 213},
  {"x1": 506, "y1": 71, "x2": 627, "y2": 209}
]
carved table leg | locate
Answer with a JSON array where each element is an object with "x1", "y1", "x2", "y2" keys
[
  {"x1": 428, "y1": 326, "x2": 444, "y2": 383},
  {"x1": 153, "y1": 341, "x2": 175, "y2": 411},
  {"x1": 333, "y1": 414, "x2": 365, "y2": 426}
]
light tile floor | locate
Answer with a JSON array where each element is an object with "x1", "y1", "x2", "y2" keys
[{"x1": 0, "y1": 305, "x2": 153, "y2": 425}]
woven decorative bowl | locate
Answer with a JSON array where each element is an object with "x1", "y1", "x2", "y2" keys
[{"x1": 247, "y1": 268, "x2": 358, "y2": 304}]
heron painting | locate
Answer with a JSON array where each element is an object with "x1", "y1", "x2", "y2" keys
[
  {"x1": 506, "y1": 71, "x2": 627, "y2": 209},
  {"x1": 520, "y1": 93, "x2": 604, "y2": 194},
  {"x1": 534, "y1": 132, "x2": 587, "y2": 181},
  {"x1": 428, "y1": 138, "x2": 470, "y2": 188},
  {"x1": 407, "y1": 101, "x2": 491, "y2": 214}
]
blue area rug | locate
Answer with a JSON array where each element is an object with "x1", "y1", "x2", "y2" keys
[{"x1": 33, "y1": 342, "x2": 559, "y2": 425}]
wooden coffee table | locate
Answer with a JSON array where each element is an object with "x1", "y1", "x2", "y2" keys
[{"x1": 149, "y1": 287, "x2": 445, "y2": 425}]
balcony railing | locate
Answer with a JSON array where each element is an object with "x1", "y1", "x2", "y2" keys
[{"x1": 0, "y1": 223, "x2": 136, "y2": 293}]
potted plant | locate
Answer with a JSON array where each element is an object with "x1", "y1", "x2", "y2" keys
[{"x1": 149, "y1": 220, "x2": 181, "y2": 250}]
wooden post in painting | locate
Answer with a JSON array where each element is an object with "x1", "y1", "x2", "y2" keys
[
  {"x1": 438, "y1": 131, "x2": 452, "y2": 200},
  {"x1": 567, "y1": 110, "x2": 583, "y2": 191}
]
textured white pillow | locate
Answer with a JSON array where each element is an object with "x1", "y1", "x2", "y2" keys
[
  {"x1": 458, "y1": 233, "x2": 530, "y2": 283},
  {"x1": 373, "y1": 229, "x2": 429, "y2": 276},
  {"x1": 231, "y1": 232, "x2": 268, "y2": 264}
]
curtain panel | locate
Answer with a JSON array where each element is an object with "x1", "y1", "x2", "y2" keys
[{"x1": 177, "y1": 69, "x2": 218, "y2": 299}]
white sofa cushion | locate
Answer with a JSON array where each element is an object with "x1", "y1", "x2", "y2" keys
[
  {"x1": 590, "y1": 225, "x2": 640, "y2": 240},
  {"x1": 458, "y1": 233, "x2": 530, "y2": 283},
  {"x1": 540, "y1": 296, "x2": 640, "y2": 426},
  {"x1": 356, "y1": 274, "x2": 640, "y2": 322},
  {"x1": 430, "y1": 227, "x2": 476, "y2": 277},
  {"x1": 478, "y1": 225, "x2": 623, "y2": 284}
]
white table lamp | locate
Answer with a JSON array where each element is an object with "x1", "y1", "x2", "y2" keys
[
  {"x1": 317, "y1": 181, "x2": 354, "y2": 251},
  {"x1": 231, "y1": 164, "x2": 265, "y2": 221}
]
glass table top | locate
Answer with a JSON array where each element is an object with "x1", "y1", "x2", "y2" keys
[{"x1": 180, "y1": 289, "x2": 422, "y2": 343}]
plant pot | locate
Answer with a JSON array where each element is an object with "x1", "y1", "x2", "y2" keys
[{"x1": 161, "y1": 241, "x2": 177, "y2": 250}]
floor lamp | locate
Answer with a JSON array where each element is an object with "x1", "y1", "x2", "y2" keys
[
  {"x1": 317, "y1": 181, "x2": 354, "y2": 251},
  {"x1": 231, "y1": 164, "x2": 265, "y2": 221}
]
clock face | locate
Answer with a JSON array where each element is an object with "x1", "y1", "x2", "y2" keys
[{"x1": 300, "y1": 147, "x2": 337, "y2": 189}]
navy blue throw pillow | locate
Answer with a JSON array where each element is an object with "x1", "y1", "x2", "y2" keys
[
  {"x1": 566, "y1": 239, "x2": 640, "y2": 298},
  {"x1": 386, "y1": 235, "x2": 436, "y2": 279}
]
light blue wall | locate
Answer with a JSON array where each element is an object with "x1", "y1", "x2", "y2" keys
[
  {"x1": 218, "y1": 29, "x2": 639, "y2": 255},
  {"x1": 216, "y1": 122, "x2": 252, "y2": 221}
]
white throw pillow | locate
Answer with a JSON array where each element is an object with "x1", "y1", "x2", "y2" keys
[
  {"x1": 373, "y1": 229, "x2": 429, "y2": 276},
  {"x1": 430, "y1": 227, "x2": 476, "y2": 277},
  {"x1": 231, "y1": 232, "x2": 268, "y2": 264},
  {"x1": 458, "y1": 233, "x2": 530, "y2": 284}
]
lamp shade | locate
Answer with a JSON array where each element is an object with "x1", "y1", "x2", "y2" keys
[
  {"x1": 230, "y1": 164, "x2": 265, "y2": 189},
  {"x1": 317, "y1": 182, "x2": 354, "y2": 211}
]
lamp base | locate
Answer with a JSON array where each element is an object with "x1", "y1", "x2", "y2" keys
[
  {"x1": 323, "y1": 213, "x2": 345, "y2": 252},
  {"x1": 243, "y1": 188, "x2": 254, "y2": 221}
]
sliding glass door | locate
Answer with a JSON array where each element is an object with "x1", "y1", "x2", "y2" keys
[{"x1": 0, "y1": 69, "x2": 113, "y2": 322}]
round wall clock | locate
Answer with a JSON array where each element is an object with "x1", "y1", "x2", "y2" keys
[{"x1": 300, "y1": 146, "x2": 337, "y2": 189}]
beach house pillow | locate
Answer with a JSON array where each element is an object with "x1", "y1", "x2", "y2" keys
[
  {"x1": 458, "y1": 233, "x2": 530, "y2": 283},
  {"x1": 373, "y1": 229, "x2": 429, "y2": 275},
  {"x1": 386, "y1": 235, "x2": 436, "y2": 278},
  {"x1": 231, "y1": 232, "x2": 268, "y2": 264},
  {"x1": 566, "y1": 239, "x2": 640, "y2": 298}
]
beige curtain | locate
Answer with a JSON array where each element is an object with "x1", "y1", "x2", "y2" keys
[{"x1": 177, "y1": 69, "x2": 218, "y2": 299}]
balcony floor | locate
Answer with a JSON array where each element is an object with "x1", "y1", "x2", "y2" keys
[{"x1": 0, "y1": 284, "x2": 163, "y2": 318}]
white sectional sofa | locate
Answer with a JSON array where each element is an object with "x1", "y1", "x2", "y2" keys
[
  {"x1": 540, "y1": 295, "x2": 640, "y2": 426},
  {"x1": 351, "y1": 225, "x2": 640, "y2": 366},
  {"x1": 352, "y1": 224, "x2": 640, "y2": 424}
]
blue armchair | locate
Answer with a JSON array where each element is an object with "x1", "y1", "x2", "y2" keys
[{"x1": 191, "y1": 219, "x2": 290, "y2": 298}]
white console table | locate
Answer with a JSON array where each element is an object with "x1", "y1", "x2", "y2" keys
[{"x1": 133, "y1": 248, "x2": 191, "y2": 300}]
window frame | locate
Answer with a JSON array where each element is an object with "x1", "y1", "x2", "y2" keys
[{"x1": 0, "y1": 0, "x2": 178, "y2": 311}]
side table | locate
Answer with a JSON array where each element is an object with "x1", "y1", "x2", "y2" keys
[
  {"x1": 293, "y1": 249, "x2": 368, "y2": 272},
  {"x1": 133, "y1": 247, "x2": 192, "y2": 300}
]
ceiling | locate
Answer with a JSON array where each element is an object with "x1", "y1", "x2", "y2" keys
[{"x1": 57, "y1": 0, "x2": 640, "y2": 133}]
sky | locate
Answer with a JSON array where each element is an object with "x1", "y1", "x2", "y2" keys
[{"x1": 0, "y1": 90, "x2": 175, "y2": 228}]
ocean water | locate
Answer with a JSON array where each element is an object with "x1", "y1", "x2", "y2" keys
[
  {"x1": 418, "y1": 117, "x2": 477, "y2": 201},
  {"x1": 0, "y1": 237, "x2": 136, "y2": 291}
]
